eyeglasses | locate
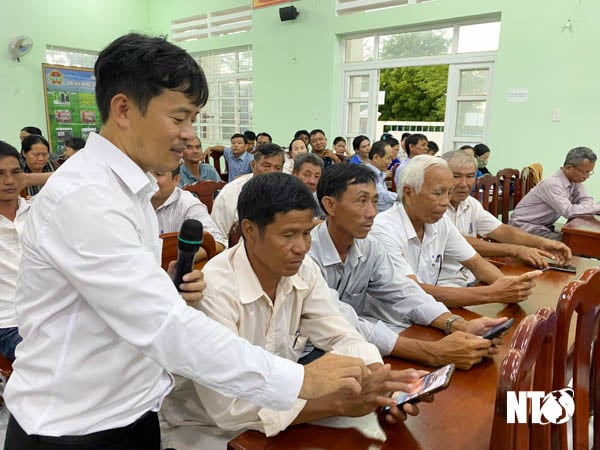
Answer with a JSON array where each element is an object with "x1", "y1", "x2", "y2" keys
[{"x1": 571, "y1": 165, "x2": 595, "y2": 177}]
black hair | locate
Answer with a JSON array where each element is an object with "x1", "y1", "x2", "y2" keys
[
  {"x1": 238, "y1": 172, "x2": 316, "y2": 235},
  {"x1": 22, "y1": 135, "x2": 50, "y2": 153},
  {"x1": 64, "y1": 137, "x2": 86, "y2": 151},
  {"x1": 333, "y1": 136, "x2": 346, "y2": 146},
  {"x1": 231, "y1": 133, "x2": 248, "y2": 144},
  {"x1": 387, "y1": 137, "x2": 399, "y2": 147},
  {"x1": 369, "y1": 140, "x2": 389, "y2": 160},
  {"x1": 243, "y1": 130, "x2": 256, "y2": 141},
  {"x1": 316, "y1": 163, "x2": 377, "y2": 214},
  {"x1": 256, "y1": 132, "x2": 272, "y2": 143},
  {"x1": 21, "y1": 126, "x2": 42, "y2": 135},
  {"x1": 380, "y1": 132, "x2": 393, "y2": 141},
  {"x1": 309, "y1": 129, "x2": 326, "y2": 138},
  {"x1": 474, "y1": 143, "x2": 491, "y2": 157},
  {"x1": 427, "y1": 140, "x2": 439, "y2": 155},
  {"x1": 254, "y1": 143, "x2": 285, "y2": 164},
  {"x1": 401, "y1": 132, "x2": 410, "y2": 140},
  {"x1": 294, "y1": 129, "x2": 309, "y2": 139},
  {"x1": 0, "y1": 141, "x2": 21, "y2": 161},
  {"x1": 404, "y1": 133, "x2": 427, "y2": 156},
  {"x1": 352, "y1": 135, "x2": 370, "y2": 151},
  {"x1": 94, "y1": 33, "x2": 208, "y2": 123}
]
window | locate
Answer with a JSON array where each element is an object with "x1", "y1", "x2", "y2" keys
[
  {"x1": 336, "y1": 0, "x2": 432, "y2": 16},
  {"x1": 46, "y1": 46, "x2": 97, "y2": 68},
  {"x1": 171, "y1": 6, "x2": 252, "y2": 43},
  {"x1": 193, "y1": 47, "x2": 253, "y2": 145}
]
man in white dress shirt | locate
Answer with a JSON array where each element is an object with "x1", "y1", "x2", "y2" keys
[
  {"x1": 161, "y1": 173, "x2": 424, "y2": 448},
  {"x1": 310, "y1": 163, "x2": 508, "y2": 371},
  {"x1": 371, "y1": 155, "x2": 542, "y2": 308},
  {"x1": 440, "y1": 150, "x2": 571, "y2": 283},
  {"x1": 3, "y1": 33, "x2": 367, "y2": 450}
]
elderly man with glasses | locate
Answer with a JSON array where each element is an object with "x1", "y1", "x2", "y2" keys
[{"x1": 510, "y1": 146, "x2": 600, "y2": 240}]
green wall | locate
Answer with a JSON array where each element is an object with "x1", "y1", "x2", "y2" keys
[
  {"x1": 0, "y1": 0, "x2": 149, "y2": 150},
  {"x1": 1, "y1": 0, "x2": 598, "y2": 195}
]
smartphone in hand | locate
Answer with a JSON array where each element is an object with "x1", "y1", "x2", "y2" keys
[
  {"x1": 390, "y1": 363, "x2": 455, "y2": 407},
  {"x1": 546, "y1": 262, "x2": 577, "y2": 273},
  {"x1": 482, "y1": 317, "x2": 515, "y2": 340}
]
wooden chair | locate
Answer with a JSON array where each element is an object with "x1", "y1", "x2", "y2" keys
[
  {"x1": 207, "y1": 150, "x2": 229, "y2": 182},
  {"x1": 551, "y1": 267, "x2": 600, "y2": 450},
  {"x1": 183, "y1": 180, "x2": 226, "y2": 214},
  {"x1": 473, "y1": 173, "x2": 499, "y2": 217},
  {"x1": 490, "y1": 307, "x2": 557, "y2": 450},
  {"x1": 159, "y1": 231, "x2": 217, "y2": 271},
  {"x1": 496, "y1": 168, "x2": 521, "y2": 224},
  {"x1": 228, "y1": 221, "x2": 242, "y2": 247},
  {"x1": 390, "y1": 162, "x2": 401, "y2": 193}
]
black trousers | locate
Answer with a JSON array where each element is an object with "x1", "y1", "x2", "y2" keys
[{"x1": 4, "y1": 411, "x2": 160, "y2": 450}]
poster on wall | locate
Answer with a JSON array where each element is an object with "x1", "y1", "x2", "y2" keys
[
  {"x1": 252, "y1": 0, "x2": 289, "y2": 8},
  {"x1": 42, "y1": 64, "x2": 102, "y2": 154}
]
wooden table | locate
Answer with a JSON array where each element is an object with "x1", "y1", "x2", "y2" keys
[
  {"x1": 228, "y1": 256, "x2": 599, "y2": 450},
  {"x1": 561, "y1": 215, "x2": 600, "y2": 259}
]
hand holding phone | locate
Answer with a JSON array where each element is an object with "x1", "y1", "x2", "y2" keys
[
  {"x1": 546, "y1": 262, "x2": 577, "y2": 273},
  {"x1": 390, "y1": 363, "x2": 455, "y2": 406},
  {"x1": 482, "y1": 317, "x2": 515, "y2": 340}
]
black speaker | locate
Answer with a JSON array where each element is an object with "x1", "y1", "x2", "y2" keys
[{"x1": 279, "y1": 5, "x2": 299, "y2": 22}]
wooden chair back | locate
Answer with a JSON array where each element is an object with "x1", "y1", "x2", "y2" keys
[
  {"x1": 228, "y1": 221, "x2": 242, "y2": 247},
  {"x1": 473, "y1": 173, "x2": 499, "y2": 217},
  {"x1": 551, "y1": 267, "x2": 600, "y2": 450},
  {"x1": 208, "y1": 150, "x2": 229, "y2": 182},
  {"x1": 0, "y1": 354, "x2": 13, "y2": 382},
  {"x1": 183, "y1": 180, "x2": 226, "y2": 213},
  {"x1": 160, "y1": 231, "x2": 217, "y2": 271},
  {"x1": 496, "y1": 168, "x2": 521, "y2": 224},
  {"x1": 490, "y1": 307, "x2": 557, "y2": 450},
  {"x1": 390, "y1": 162, "x2": 401, "y2": 193}
]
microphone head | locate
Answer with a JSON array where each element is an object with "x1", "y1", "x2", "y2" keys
[{"x1": 178, "y1": 219, "x2": 203, "y2": 252}]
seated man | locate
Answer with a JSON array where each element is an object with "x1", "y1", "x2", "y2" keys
[
  {"x1": 211, "y1": 143, "x2": 285, "y2": 237},
  {"x1": 309, "y1": 129, "x2": 340, "y2": 166},
  {"x1": 510, "y1": 146, "x2": 600, "y2": 240},
  {"x1": 150, "y1": 166, "x2": 226, "y2": 257},
  {"x1": 178, "y1": 135, "x2": 221, "y2": 185},
  {"x1": 394, "y1": 133, "x2": 429, "y2": 188},
  {"x1": 207, "y1": 133, "x2": 253, "y2": 182},
  {"x1": 310, "y1": 163, "x2": 508, "y2": 370},
  {"x1": 0, "y1": 141, "x2": 29, "y2": 361},
  {"x1": 161, "y1": 173, "x2": 423, "y2": 448},
  {"x1": 371, "y1": 155, "x2": 542, "y2": 307},
  {"x1": 441, "y1": 150, "x2": 571, "y2": 277},
  {"x1": 291, "y1": 152, "x2": 325, "y2": 219},
  {"x1": 366, "y1": 140, "x2": 397, "y2": 212}
]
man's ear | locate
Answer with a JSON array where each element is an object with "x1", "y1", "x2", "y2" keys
[
  {"x1": 109, "y1": 93, "x2": 131, "y2": 129},
  {"x1": 321, "y1": 195, "x2": 336, "y2": 216},
  {"x1": 240, "y1": 218, "x2": 256, "y2": 242}
]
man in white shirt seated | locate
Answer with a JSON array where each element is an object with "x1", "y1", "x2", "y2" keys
[
  {"x1": 371, "y1": 155, "x2": 542, "y2": 308},
  {"x1": 0, "y1": 141, "x2": 29, "y2": 362},
  {"x1": 441, "y1": 150, "x2": 571, "y2": 277},
  {"x1": 150, "y1": 165, "x2": 226, "y2": 257},
  {"x1": 211, "y1": 143, "x2": 285, "y2": 237},
  {"x1": 161, "y1": 173, "x2": 425, "y2": 449},
  {"x1": 509, "y1": 146, "x2": 600, "y2": 240},
  {"x1": 309, "y1": 163, "x2": 509, "y2": 370},
  {"x1": 366, "y1": 141, "x2": 397, "y2": 212}
]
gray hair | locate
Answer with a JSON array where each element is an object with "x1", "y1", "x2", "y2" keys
[
  {"x1": 293, "y1": 152, "x2": 324, "y2": 173},
  {"x1": 442, "y1": 150, "x2": 477, "y2": 172},
  {"x1": 564, "y1": 147, "x2": 596, "y2": 167},
  {"x1": 398, "y1": 154, "x2": 450, "y2": 202}
]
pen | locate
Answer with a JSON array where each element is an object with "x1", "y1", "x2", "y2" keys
[{"x1": 293, "y1": 330, "x2": 300, "y2": 347}]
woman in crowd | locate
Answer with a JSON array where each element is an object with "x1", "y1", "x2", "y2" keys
[
  {"x1": 474, "y1": 143, "x2": 491, "y2": 176},
  {"x1": 332, "y1": 136, "x2": 350, "y2": 162},
  {"x1": 283, "y1": 138, "x2": 308, "y2": 173},
  {"x1": 349, "y1": 135, "x2": 371, "y2": 164},
  {"x1": 21, "y1": 134, "x2": 56, "y2": 196}
]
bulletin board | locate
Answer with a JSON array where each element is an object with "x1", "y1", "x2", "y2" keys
[{"x1": 42, "y1": 63, "x2": 102, "y2": 153}]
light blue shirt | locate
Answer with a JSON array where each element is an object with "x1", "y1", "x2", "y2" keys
[
  {"x1": 365, "y1": 163, "x2": 397, "y2": 212},
  {"x1": 223, "y1": 147, "x2": 252, "y2": 182},
  {"x1": 178, "y1": 163, "x2": 221, "y2": 187}
]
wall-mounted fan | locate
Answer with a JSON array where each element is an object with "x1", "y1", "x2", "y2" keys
[{"x1": 9, "y1": 35, "x2": 33, "y2": 62}]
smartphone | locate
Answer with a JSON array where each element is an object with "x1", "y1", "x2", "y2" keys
[
  {"x1": 390, "y1": 363, "x2": 455, "y2": 406},
  {"x1": 547, "y1": 262, "x2": 577, "y2": 273},
  {"x1": 482, "y1": 317, "x2": 515, "y2": 340}
]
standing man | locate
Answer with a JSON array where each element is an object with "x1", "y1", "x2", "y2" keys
[
  {"x1": 0, "y1": 142, "x2": 28, "y2": 362},
  {"x1": 178, "y1": 135, "x2": 221, "y2": 185},
  {"x1": 510, "y1": 146, "x2": 600, "y2": 240},
  {"x1": 4, "y1": 33, "x2": 367, "y2": 450}
]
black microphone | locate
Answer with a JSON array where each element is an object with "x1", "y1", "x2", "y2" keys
[{"x1": 172, "y1": 219, "x2": 203, "y2": 290}]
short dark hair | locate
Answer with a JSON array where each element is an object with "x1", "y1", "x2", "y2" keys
[
  {"x1": 243, "y1": 130, "x2": 256, "y2": 141},
  {"x1": 294, "y1": 129, "x2": 309, "y2": 140},
  {"x1": 22, "y1": 134, "x2": 50, "y2": 153},
  {"x1": 352, "y1": 135, "x2": 370, "y2": 151},
  {"x1": 474, "y1": 143, "x2": 490, "y2": 157},
  {"x1": 94, "y1": 33, "x2": 208, "y2": 123},
  {"x1": 386, "y1": 137, "x2": 399, "y2": 147},
  {"x1": 401, "y1": 132, "x2": 410, "y2": 140},
  {"x1": 231, "y1": 133, "x2": 248, "y2": 144},
  {"x1": 0, "y1": 141, "x2": 21, "y2": 161},
  {"x1": 64, "y1": 137, "x2": 86, "y2": 151},
  {"x1": 238, "y1": 172, "x2": 316, "y2": 235},
  {"x1": 293, "y1": 153, "x2": 324, "y2": 173},
  {"x1": 316, "y1": 163, "x2": 377, "y2": 214},
  {"x1": 309, "y1": 129, "x2": 326, "y2": 138},
  {"x1": 427, "y1": 140, "x2": 439, "y2": 155},
  {"x1": 369, "y1": 140, "x2": 389, "y2": 160},
  {"x1": 254, "y1": 143, "x2": 285, "y2": 164},
  {"x1": 333, "y1": 136, "x2": 346, "y2": 146},
  {"x1": 405, "y1": 133, "x2": 427, "y2": 156},
  {"x1": 256, "y1": 132, "x2": 272, "y2": 143},
  {"x1": 21, "y1": 126, "x2": 42, "y2": 135}
]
